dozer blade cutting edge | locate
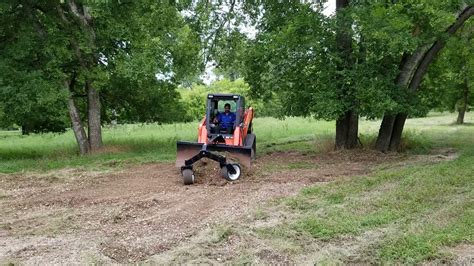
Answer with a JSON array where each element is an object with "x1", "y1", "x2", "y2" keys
[{"x1": 176, "y1": 141, "x2": 252, "y2": 169}]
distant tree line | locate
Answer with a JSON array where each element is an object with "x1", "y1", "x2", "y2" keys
[{"x1": 178, "y1": 79, "x2": 283, "y2": 121}]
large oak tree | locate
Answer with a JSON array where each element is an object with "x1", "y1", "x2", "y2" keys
[{"x1": 1, "y1": 0, "x2": 201, "y2": 154}]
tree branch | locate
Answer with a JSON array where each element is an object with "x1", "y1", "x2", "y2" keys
[
  {"x1": 203, "y1": 0, "x2": 236, "y2": 64},
  {"x1": 408, "y1": 5, "x2": 474, "y2": 91},
  {"x1": 57, "y1": 4, "x2": 86, "y2": 70}
]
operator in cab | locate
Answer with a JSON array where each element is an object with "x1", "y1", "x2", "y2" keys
[{"x1": 213, "y1": 103, "x2": 236, "y2": 133}]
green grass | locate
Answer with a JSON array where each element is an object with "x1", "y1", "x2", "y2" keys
[
  {"x1": 0, "y1": 113, "x2": 471, "y2": 173},
  {"x1": 0, "y1": 117, "x2": 335, "y2": 173},
  {"x1": 249, "y1": 113, "x2": 474, "y2": 263}
]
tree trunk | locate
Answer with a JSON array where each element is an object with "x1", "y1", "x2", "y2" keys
[
  {"x1": 334, "y1": 0, "x2": 359, "y2": 150},
  {"x1": 347, "y1": 110, "x2": 359, "y2": 149},
  {"x1": 456, "y1": 79, "x2": 469, "y2": 124},
  {"x1": 457, "y1": 105, "x2": 466, "y2": 125},
  {"x1": 388, "y1": 113, "x2": 407, "y2": 151},
  {"x1": 376, "y1": 114, "x2": 410, "y2": 152},
  {"x1": 335, "y1": 114, "x2": 349, "y2": 149},
  {"x1": 375, "y1": 47, "x2": 429, "y2": 152},
  {"x1": 375, "y1": 115, "x2": 395, "y2": 151},
  {"x1": 87, "y1": 81, "x2": 102, "y2": 152},
  {"x1": 64, "y1": 80, "x2": 89, "y2": 155},
  {"x1": 59, "y1": 1, "x2": 103, "y2": 152},
  {"x1": 335, "y1": 110, "x2": 359, "y2": 149},
  {"x1": 21, "y1": 124, "x2": 31, "y2": 135},
  {"x1": 375, "y1": 113, "x2": 408, "y2": 152}
]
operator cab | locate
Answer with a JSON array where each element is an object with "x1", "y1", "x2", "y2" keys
[{"x1": 206, "y1": 94, "x2": 245, "y2": 137}]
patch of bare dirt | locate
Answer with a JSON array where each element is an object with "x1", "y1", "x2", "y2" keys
[
  {"x1": 0, "y1": 149, "x2": 457, "y2": 264},
  {"x1": 428, "y1": 147, "x2": 459, "y2": 161},
  {"x1": 444, "y1": 244, "x2": 474, "y2": 264}
]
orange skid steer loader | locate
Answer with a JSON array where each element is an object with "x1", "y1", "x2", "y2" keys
[{"x1": 176, "y1": 94, "x2": 256, "y2": 185}]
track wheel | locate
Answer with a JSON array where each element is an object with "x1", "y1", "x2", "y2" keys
[
  {"x1": 221, "y1": 163, "x2": 241, "y2": 181},
  {"x1": 182, "y1": 169, "x2": 195, "y2": 185}
]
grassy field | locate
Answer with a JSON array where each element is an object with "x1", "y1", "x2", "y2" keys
[
  {"x1": 0, "y1": 112, "x2": 463, "y2": 173},
  {"x1": 0, "y1": 112, "x2": 473, "y2": 263},
  {"x1": 1, "y1": 117, "x2": 335, "y2": 173},
  {"x1": 259, "y1": 124, "x2": 473, "y2": 263}
]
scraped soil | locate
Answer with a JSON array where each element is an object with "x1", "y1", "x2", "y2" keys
[{"x1": 0, "y1": 149, "x2": 455, "y2": 264}]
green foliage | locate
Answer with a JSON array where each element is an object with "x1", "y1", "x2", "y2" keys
[
  {"x1": 243, "y1": 3, "x2": 343, "y2": 119},
  {"x1": 348, "y1": 1, "x2": 469, "y2": 118},
  {"x1": 212, "y1": 31, "x2": 249, "y2": 80},
  {"x1": 183, "y1": 0, "x2": 251, "y2": 80},
  {"x1": 0, "y1": 1, "x2": 202, "y2": 132},
  {"x1": 0, "y1": 2, "x2": 70, "y2": 133},
  {"x1": 421, "y1": 20, "x2": 474, "y2": 113},
  {"x1": 241, "y1": 1, "x2": 472, "y2": 121},
  {"x1": 0, "y1": 71, "x2": 69, "y2": 133}
]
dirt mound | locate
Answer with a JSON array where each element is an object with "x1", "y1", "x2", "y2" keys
[
  {"x1": 193, "y1": 159, "x2": 227, "y2": 186},
  {"x1": 189, "y1": 150, "x2": 254, "y2": 186}
]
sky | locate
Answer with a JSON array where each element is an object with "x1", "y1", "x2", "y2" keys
[{"x1": 323, "y1": 0, "x2": 336, "y2": 16}]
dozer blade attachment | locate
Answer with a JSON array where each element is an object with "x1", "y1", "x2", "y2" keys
[{"x1": 176, "y1": 141, "x2": 252, "y2": 168}]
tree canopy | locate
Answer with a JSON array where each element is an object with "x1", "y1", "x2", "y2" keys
[
  {"x1": 0, "y1": 0, "x2": 202, "y2": 152},
  {"x1": 1, "y1": 0, "x2": 472, "y2": 153}
]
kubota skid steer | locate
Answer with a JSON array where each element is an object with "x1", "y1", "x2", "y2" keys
[{"x1": 176, "y1": 94, "x2": 256, "y2": 185}]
